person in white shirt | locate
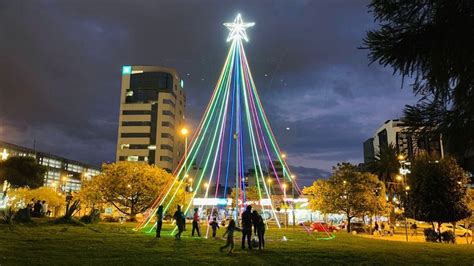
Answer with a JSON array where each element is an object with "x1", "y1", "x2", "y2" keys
[{"x1": 41, "y1": 201, "x2": 48, "y2": 217}]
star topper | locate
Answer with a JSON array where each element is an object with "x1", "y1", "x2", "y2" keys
[{"x1": 223, "y1": 14, "x2": 255, "y2": 42}]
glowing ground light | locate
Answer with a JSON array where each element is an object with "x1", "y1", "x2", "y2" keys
[{"x1": 136, "y1": 14, "x2": 318, "y2": 240}]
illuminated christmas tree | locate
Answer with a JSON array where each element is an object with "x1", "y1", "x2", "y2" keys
[{"x1": 137, "y1": 14, "x2": 301, "y2": 236}]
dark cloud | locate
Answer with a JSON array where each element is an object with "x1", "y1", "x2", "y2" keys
[{"x1": 0, "y1": 0, "x2": 416, "y2": 176}]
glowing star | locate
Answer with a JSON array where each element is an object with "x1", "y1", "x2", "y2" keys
[{"x1": 223, "y1": 13, "x2": 255, "y2": 42}]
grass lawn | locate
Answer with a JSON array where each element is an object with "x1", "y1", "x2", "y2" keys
[{"x1": 0, "y1": 220, "x2": 473, "y2": 265}]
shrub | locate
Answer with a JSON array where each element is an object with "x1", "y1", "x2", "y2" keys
[
  {"x1": 441, "y1": 231, "x2": 456, "y2": 244},
  {"x1": 424, "y1": 228, "x2": 439, "y2": 242},
  {"x1": 80, "y1": 209, "x2": 100, "y2": 224}
]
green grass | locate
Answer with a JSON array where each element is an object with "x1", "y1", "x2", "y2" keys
[{"x1": 0, "y1": 220, "x2": 473, "y2": 265}]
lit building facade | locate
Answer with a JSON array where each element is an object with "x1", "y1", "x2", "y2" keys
[
  {"x1": 0, "y1": 140, "x2": 100, "y2": 192},
  {"x1": 116, "y1": 66, "x2": 186, "y2": 172},
  {"x1": 364, "y1": 119, "x2": 442, "y2": 163}
]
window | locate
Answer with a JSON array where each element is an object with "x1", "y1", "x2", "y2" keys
[
  {"x1": 120, "y1": 133, "x2": 150, "y2": 138},
  {"x1": 161, "y1": 121, "x2": 174, "y2": 128},
  {"x1": 129, "y1": 144, "x2": 149, "y2": 149},
  {"x1": 127, "y1": 156, "x2": 139, "y2": 162},
  {"x1": 160, "y1": 144, "x2": 173, "y2": 152},
  {"x1": 161, "y1": 133, "x2": 174, "y2": 140},
  {"x1": 162, "y1": 110, "x2": 175, "y2": 119},
  {"x1": 40, "y1": 157, "x2": 62, "y2": 168},
  {"x1": 122, "y1": 110, "x2": 151, "y2": 115},
  {"x1": 122, "y1": 121, "x2": 151, "y2": 126},
  {"x1": 163, "y1": 99, "x2": 176, "y2": 107},
  {"x1": 160, "y1": 156, "x2": 173, "y2": 163},
  {"x1": 67, "y1": 164, "x2": 83, "y2": 173}
]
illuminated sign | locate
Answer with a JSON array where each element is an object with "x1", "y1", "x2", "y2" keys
[
  {"x1": 122, "y1": 66, "x2": 132, "y2": 75},
  {"x1": 193, "y1": 198, "x2": 231, "y2": 206},
  {"x1": 180, "y1": 79, "x2": 184, "y2": 88}
]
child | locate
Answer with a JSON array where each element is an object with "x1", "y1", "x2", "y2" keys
[
  {"x1": 220, "y1": 219, "x2": 241, "y2": 254},
  {"x1": 209, "y1": 217, "x2": 220, "y2": 237}
]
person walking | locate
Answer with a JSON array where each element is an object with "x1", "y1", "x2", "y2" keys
[
  {"x1": 210, "y1": 217, "x2": 220, "y2": 238},
  {"x1": 156, "y1": 205, "x2": 164, "y2": 238},
  {"x1": 253, "y1": 210, "x2": 265, "y2": 250},
  {"x1": 241, "y1": 205, "x2": 253, "y2": 250},
  {"x1": 192, "y1": 208, "x2": 201, "y2": 237},
  {"x1": 374, "y1": 221, "x2": 379, "y2": 236},
  {"x1": 220, "y1": 219, "x2": 241, "y2": 254},
  {"x1": 173, "y1": 205, "x2": 185, "y2": 240}
]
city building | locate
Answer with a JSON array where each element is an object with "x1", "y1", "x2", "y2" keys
[
  {"x1": 116, "y1": 66, "x2": 186, "y2": 172},
  {"x1": 0, "y1": 140, "x2": 100, "y2": 192},
  {"x1": 363, "y1": 119, "x2": 442, "y2": 163}
]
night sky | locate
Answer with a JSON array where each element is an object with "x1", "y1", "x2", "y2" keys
[{"x1": 0, "y1": 1, "x2": 417, "y2": 186}]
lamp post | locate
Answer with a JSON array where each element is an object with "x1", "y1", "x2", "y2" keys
[
  {"x1": 397, "y1": 154, "x2": 411, "y2": 242},
  {"x1": 290, "y1": 175, "x2": 296, "y2": 230},
  {"x1": 282, "y1": 183, "x2": 287, "y2": 228}
]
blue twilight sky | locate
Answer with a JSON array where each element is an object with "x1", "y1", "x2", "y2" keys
[{"x1": 0, "y1": 0, "x2": 418, "y2": 186}]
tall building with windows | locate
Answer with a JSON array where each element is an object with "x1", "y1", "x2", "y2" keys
[
  {"x1": 363, "y1": 119, "x2": 442, "y2": 163},
  {"x1": 0, "y1": 140, "x2": 100, "y2": 192},
  {"x1": 116, "y1": 66, "x2": 186, "y2": 172}
]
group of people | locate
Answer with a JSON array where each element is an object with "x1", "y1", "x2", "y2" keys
[
  {"x1": 373, "y1": 221, "x2": 395, "y2": 236},
  {"x1": 27, "y1": 199, "x2": 49, "y2": 217},
  {"x1": 221, "y1": 205, "x2": 266, "y2": 254},
  {"x1": 155, "y1": 204, "x2": 266, "y2": 254}
]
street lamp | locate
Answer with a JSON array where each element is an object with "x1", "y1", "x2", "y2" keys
[
  {"x1": 281, "y1": 153, "x2": 287, "y2": 159},
  {"x1": 282, "y1": 183, "x2": 288, "y2": 228},
  {"x1": 290, "y1": 175, "x2": 296, "y2": 230}
]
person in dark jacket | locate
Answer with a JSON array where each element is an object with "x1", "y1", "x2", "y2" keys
[
  {"x1": 173, "y1": 205, "x2": 185, "y2": 240},
  {"x1": 252, "y1": 210, "x2": 265, "y2": 250},
  {"x1": 220, "y1": 219, "x2": 241, "y2": 254},
  {"x1": 156, "y1": 205, "x2": 164, "y2": 238},
  {"x1": 241, "y1": 205, "x2": 253, "y2": 250},
  {"x1": 210, "y1": 217, "x2": 220, "y2": 238}
]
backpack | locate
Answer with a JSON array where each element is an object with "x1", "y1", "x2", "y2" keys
[{"x1": 251, "y1": 235, "x2": 259, "y2": 248}]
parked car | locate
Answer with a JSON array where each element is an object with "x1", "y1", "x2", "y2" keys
[
  {"x1": 350, "y1": 222, "x2": 369, "y2": 234},
  {"x1": 311, "y1": 222, "x2": 339, "y2": 233},
  {"x1": 440, "y1": 223, "x2": 472, "y2": 237}
]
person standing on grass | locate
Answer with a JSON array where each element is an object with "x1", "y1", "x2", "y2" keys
[
  {"x1": 33, "y1": 200, "x2": 42, "y2": 217},
  {"x1": 220, "y1": 219, "x2": 241, "y2": 254},
  {"x1": 252, "y1": 210, "x2": 265, "y2": 250},
  {"x1": 381, "y1": 222, "x2": 386, "y2": 236},
  {"x1": 41, "y1": 201, "x2": 48, "y2": 217},
  {"x1": 192, "y1": 208, "x2": 201, "y2": 237},
  {"x1": 241, "y1": 205, "x2": 253, "y2": 250},
  {"x1": 374, "y1": 222, "x2": 379, "y2": 235},
  {"x1": 410, "y1": 222, "x2": 418, "y2": 236},
  {"x1": 156, "y1": 205, "x2": 164, "y2": 238},
  {"x1": 210, "y1": 217, "x2": 220, "y2": 238},
  {"x1": 173, "y1": 205, "x2": 185, "y2": 240}
]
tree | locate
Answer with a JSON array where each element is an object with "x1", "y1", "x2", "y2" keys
[
  {"x1": 368, "y1": 144, "x2": 400, "y2": 196},
  {"x1": 363, "y1": 1, "x2": 474, "y2": 170},
  {"x1": 82, "y1": 161, "x2": 184, "y2": 220},
  {"x1": 405, "y1": 155, "x2": 471, "y2": 228},
  {"x1": 0, "y1": 156, "x2": 47, "y2": 195},
  {"x1": 230, "y1": 186, "x2": 259, "y2": 207},
  {"x1": 303, "y1": 163, "x2": 386, "y2": 232}
]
